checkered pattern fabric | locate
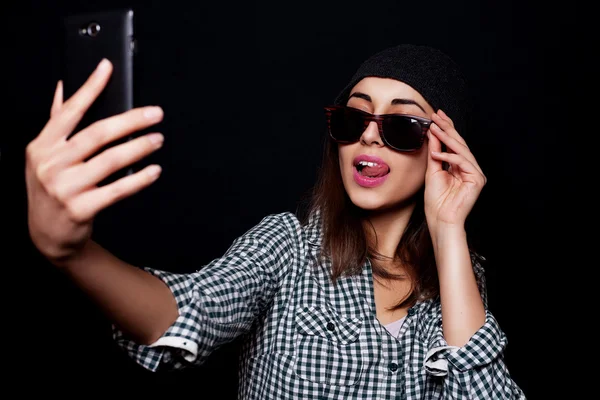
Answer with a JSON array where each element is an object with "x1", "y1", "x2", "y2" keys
[{"x1": 113, "y1": 211, "x2": 526, "y2": 399}]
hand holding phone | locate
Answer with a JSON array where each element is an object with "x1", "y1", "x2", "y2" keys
[{"x1": 25, "y1": 47, "x2": 164, "y2": 264}]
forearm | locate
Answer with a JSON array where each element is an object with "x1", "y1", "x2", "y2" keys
[
  {"x1": 57, "y1": 240, "x2": 179, "y2": 345},
  {"x1": 432, "y1": 225, "x2": 485, "y2": 347}
]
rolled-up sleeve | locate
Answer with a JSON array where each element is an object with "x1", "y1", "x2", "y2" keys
[
  {"x1": 111, "y1": 213, "x2": 300, "y2": 372},
  {"x1": 423, "y1": 254, "x2": 526, "y2": 399}
]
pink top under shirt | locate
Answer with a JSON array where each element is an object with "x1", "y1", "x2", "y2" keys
[{"x1": 383, "y1": 315, "x2": 406, "y2": 338}]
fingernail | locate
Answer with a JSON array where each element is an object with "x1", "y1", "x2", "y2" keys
[
  {"x1": 97, "y1": 58, "x2": 111, "y2": 71},
  {"x1": 144, "y1": 106, "x2": 163, "y2": 120},
  {"x1": 147, "y1": 165, "x2": 162, "y2": 178},
  {"x1": 148, "y1": 133, "x2": 164, "y2": 146}
]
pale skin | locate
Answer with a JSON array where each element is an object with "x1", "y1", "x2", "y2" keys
[
  {"x1": 340, "y1": 77, "x2": 487, "y2": 346},
  {"x1": 26, "y1": 59, "x2": 485, "y2": 348}
]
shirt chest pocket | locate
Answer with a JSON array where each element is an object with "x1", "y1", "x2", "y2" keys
[{"x1": 293, "y1": 305, "x2": 364, "y2": 387}]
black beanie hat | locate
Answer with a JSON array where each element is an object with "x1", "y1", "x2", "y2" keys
[{"x1": 334, "y1": 44, "x2": 471, "y2": 135}]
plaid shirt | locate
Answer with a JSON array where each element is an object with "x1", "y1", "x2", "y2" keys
[{"x1": 113, "y1": 211, "x2": 526, "y2": 399}]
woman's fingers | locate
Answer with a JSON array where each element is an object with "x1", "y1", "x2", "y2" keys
[
  {"x1": 63, "y1": 164, "x2": 163, "y2": 223},
  {"x1": 432, "y1": 111, "x2": 467, "y2": 147},
  {"x1": 40, "y1": 58, "x2": 113, "y2": 145},
  {"x1": 429, "y1": 122, "x2": 484, "y2": 176},
  {"x1": 50, "y1": 80, "x2": 63, "y2": 118},
  {"x1": 58, "y1": 106, "x2": 164, "y2": 167},
  {"x1": 55, "y1": 132, "x2": 165, "y2": 199},
  {"x1": 430, "y1": 151, "x2": 487, "y2": 187}
]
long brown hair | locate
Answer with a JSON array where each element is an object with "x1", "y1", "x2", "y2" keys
[{"x1": 300, "y1": 136, "x2": 439, "y2": 310}]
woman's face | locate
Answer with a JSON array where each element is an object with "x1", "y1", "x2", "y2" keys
[{"x1": 338, "y1": 77, "x2": 435, "y2": 212}]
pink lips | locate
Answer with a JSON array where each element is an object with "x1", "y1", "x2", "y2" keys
[{"x1": 352, "y1": 154, "x2": 390, "y2": 188}]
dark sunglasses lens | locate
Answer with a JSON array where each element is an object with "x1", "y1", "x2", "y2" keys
[
  {"x1": 382, "y1": 116, "x2": 424, "y2": 150},
  {"x1": 329, "y1": 108, "x2": 365, "y2": 142}
]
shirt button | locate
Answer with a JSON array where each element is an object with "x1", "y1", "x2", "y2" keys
[
  {"x1": 407, "y1": 307, "x2": 415, "y2": 316},
  {"x1": 326, "y1": 322, "x2": 335, "y2": 331},
  {"x1": 388, "y1": 362, "x2": 399, "y2": 372}
]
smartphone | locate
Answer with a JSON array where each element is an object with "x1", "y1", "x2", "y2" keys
[{"x1": 62, "y1": 9, "x2": 136, "y2": 183}]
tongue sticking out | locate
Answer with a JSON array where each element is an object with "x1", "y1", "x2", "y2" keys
[{"x1": 360, "y1": 164, "x2": 389, "y2": 178}]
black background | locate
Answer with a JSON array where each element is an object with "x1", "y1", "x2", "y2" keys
[{"x1": 2, "y1": 0, "x2": 583, "y2": 398}]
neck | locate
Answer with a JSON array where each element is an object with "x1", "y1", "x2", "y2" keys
[{"x1": 362, "y1": 201, "x2": 417, "y2": 260}]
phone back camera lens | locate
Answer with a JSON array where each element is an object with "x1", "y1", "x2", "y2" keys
[{"x1": 86, "y1": 22, "x2": 101, "y2": 37}]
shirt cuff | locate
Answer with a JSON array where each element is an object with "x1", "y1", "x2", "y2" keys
[
  {"x1": 148, "y1": 335, "x2": 199, "y2": 363},
  {"x1": 425, "y1": 345, "x2": 460, "y2": 376},
  {"x1": 111, "y1": 266, "x2": 203, "y2": 371},
  {"x1": 425, "y1": 310, "x2": 507, "y2": 376}
]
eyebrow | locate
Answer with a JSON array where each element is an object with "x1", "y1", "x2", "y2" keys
[{"x1": 349, "y1": 92, "x2": 427, "y2": 113}]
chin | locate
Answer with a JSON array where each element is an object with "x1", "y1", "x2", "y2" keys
[
  {"x1": 347, "y1": 191, "x2": 396, "y2": 212},
  {"x1": 341, "y1": 168, "x2": 422, "y2": 213},
  {"x1": 345, "y1": 182, "x2": 421, "y2": 214}
]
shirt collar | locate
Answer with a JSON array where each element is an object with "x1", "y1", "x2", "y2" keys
[{"x1": 304, "y1": 208, "x2": 323, "y2": 247}]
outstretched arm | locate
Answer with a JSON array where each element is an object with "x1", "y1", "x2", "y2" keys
[
  {"x1": 26, "y1": 60, "x2": 178, "y2": 345},
  {"x1": 60, "y1": 239, "x2": 179, "y2": 345}
]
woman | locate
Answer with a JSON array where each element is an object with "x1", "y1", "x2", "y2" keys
[{"x1": 25, "y1": 44, "x2": 526, "y2": 398}]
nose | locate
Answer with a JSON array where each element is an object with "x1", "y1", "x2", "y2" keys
[{"x1": 360, "y1": 121, "x2": 384, "y2": 148}]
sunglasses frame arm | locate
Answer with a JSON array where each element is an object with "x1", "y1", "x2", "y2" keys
[{"x1": 325, "y1": 105, "x2": 432, "y2": 130}]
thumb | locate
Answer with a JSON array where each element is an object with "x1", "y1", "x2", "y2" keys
[
  {"x1": 426, "y1": 129, "x2": 443, "y2": 174},
  {"x1": 50, "y1": 80, "x2": 63, "y2": 118}
]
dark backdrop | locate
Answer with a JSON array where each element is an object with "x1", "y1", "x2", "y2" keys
[{"x1": 2, "y1": 0, "x2": 581, "y2": 398}]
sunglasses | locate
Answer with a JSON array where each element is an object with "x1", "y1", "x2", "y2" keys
[{"x1": 324, "y1": 105, "x2": 432, "y2": 152}]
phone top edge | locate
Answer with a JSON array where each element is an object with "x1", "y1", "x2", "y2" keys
[{"x1": 63, "y1": 8, "x2": 134, "y2": 23}]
